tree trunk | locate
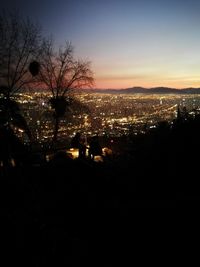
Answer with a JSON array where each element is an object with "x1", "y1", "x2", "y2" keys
[{"x1": 52, "y1": 115, "x2": 60, "y2": 144}]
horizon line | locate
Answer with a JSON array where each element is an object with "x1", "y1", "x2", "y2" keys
[{"x1": 83, "y1": 86, "x2": 200, "y2": 90}]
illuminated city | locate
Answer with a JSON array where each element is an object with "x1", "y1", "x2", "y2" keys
[{"x1": 14, "y1": 91, "x2": 200, "y2": 144}]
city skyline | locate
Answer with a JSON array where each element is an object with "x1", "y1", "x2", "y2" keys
[{"x1": 2, "y1": 0, "x2": 200, "y2": 89}]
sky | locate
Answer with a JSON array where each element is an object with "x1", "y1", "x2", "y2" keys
[{"x1": 2, "y1": 0, "x2": 200, "y2": 89}]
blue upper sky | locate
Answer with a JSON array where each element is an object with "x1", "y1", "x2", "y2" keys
[{"x1": 2, "y1": 0, "x2": 200, "y2": 88}]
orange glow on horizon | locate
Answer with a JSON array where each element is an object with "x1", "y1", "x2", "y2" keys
[{"x1": 95, "y1": 77, "x2": 200, "y2": 89}]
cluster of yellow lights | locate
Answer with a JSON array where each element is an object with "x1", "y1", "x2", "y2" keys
[{"x1": 66, "y1": 147, "x2": 113, "y2": 161}]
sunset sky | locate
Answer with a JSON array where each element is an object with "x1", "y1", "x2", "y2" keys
[{"x1": 2, "y1": 0, "x2": 200, "y2": 89}]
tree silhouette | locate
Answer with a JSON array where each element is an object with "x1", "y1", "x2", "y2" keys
[
  {"x1": 0, "y1": 11, "x2": 42, "y2": 97},
  {"x1": 39, "y1": 38, "x2": 94, "y2": 142},
  {"x1": 0, "y1": 11, "x2": 42, "y2": 152}
]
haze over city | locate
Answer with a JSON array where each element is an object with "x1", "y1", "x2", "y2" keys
[{"x1": 2, "y1": 0, "x2": 200, "y2": 89}]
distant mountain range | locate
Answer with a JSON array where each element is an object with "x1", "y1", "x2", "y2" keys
[{"x1": 80, "y1": 87, "x2": 200, "y2": 94}]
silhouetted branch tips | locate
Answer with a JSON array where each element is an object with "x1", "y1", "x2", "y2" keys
[
  {"x1": 39, "y1": 38, "x2": 94, "y2": 142},
  {"x1": 0, "y1": 10, "x2": 42, "y2": 95}
]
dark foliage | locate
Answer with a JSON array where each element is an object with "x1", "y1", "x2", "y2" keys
[
  {"x1": 0, "y1": 97, "x2": 31, "y2": 138},
  {"x1": 29, "y1": 61, "x2": 40, "y2": 77},
  {"x1": 49, "y1": 96, "x2": 69, "y2": 118}
]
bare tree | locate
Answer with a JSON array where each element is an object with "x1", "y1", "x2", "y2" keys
[
  {"x1": 39, "y1": 38, "x2": 94, "y2": 142},
  {"x1": 0, "y1": 11, "x2": 42, "y2": 146},
  {"x1": 0, "y1": 11, "x2": 42, "y2": 98},
  {"x1": 0, "y1": 11, "x2": 42, "y2": 166}
]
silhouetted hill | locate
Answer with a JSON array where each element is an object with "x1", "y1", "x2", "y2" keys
[
  {"x1": 80, "y1": 87, "x2": 200, "y2": 94},
  {"x1": 148, "y1": 87, "x2": 180, "y2": 94},
  {"x1": 181, "y1": 87, "x2": 200, "y2": 94}
]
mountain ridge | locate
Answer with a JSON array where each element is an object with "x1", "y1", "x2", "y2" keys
[{"x1": 79, "y1": 86, "x2": 200, "y2": 94}]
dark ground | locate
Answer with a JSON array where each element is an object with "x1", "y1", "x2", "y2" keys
[{"x1": 1, "y1": 118, "x2": 200, "y2": 265}]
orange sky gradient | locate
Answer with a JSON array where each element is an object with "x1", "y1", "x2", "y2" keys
[
  {"x1": 4, "y1": 0, "x2": 200, "y2": 90},
  {"x1": 95, "y1": 77, "x2": 200, "y2": 89}
]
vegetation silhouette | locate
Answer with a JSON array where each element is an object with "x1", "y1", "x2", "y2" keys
[
  {"x1": 0, "y1": 10, "x2": 42, "y2": 169},
  {"x1": 38, "y1": 39, "x2": 94, "y2": 143},
  {"x1": 70, "y1": 132, "x2": 87, "y2": 158},
  {"x1": 0, "y1": 11, "x2": 42, "y2": 97},
  {"x1": 88, "y1": 135, "x2": 102, "y2": 160}
]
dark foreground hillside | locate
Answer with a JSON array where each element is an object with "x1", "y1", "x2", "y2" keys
[{"x1": 1, "y1": 114, "x2": 200, "y2": 265}]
